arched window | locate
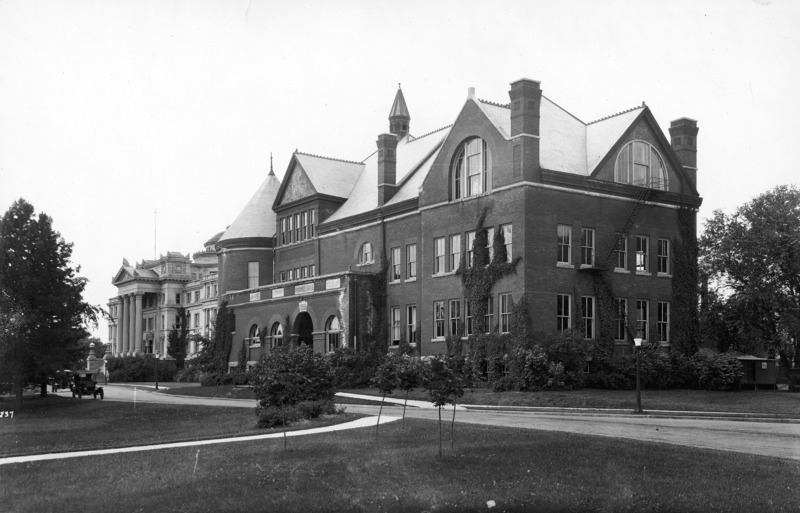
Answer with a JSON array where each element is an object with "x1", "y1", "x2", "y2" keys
[
  {"x1": 614, "y1": 141, "x2": 668, "y2": 190},
  {"x1": 358, "y1": 242, "x2": 373, "y2": 265},
  {"x1": 452, "y1": 138, "x2": 491, "y2": 200},
  {"x1": 270, "y1": 322, "x2": 283, "y2": 348},
  {"x1": 325, "y1": 316, "x2": 341, "y2": 353},
  {"x1": 248, "y1": 324, "x2": 260, "y2": 346}
]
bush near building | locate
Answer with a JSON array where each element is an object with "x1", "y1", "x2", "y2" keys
[
  {"x1": 251, "y1": 345, "x2": 337, "y2": 428},
  {"x1": 106, "y1": 355, "x2": 177, "y2": 383}
]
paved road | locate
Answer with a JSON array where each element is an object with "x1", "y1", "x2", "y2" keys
[{"x1": 87, "y1": 385, "x2": 800, "y2": 461}]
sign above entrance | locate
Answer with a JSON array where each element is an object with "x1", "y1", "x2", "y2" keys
[
  {"x1": 326, "y1": 278, "x2": 341, "y2": 290},
  {"x1": 299, "y1": 300, "x2": 308, "y2": 312},
  {"x1": 295, "y1": 283, "x2": 314, "y2": 294},
  {"x1": 272, "y1": 288, "x2": 284, "y2": 298}
]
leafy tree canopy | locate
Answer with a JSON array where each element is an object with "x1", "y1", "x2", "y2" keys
[
  {"x1": 699, "y1": 185, "x2": 800, "y2": 365},
  {"x1": 0, "y1": 199, "x2": 99, "y2": 402}
]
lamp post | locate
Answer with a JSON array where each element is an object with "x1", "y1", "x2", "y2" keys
[{"x1": 634, "y1": 337, "x2": 643, "y2": 414}]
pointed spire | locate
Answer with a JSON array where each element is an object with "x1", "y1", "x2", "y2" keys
[
  {"x1": 269, "y1": 152, "x2": 275, "y2": 176},
  {"x1": 389, "y1": 83, "x2": 410, "y2": 139}
]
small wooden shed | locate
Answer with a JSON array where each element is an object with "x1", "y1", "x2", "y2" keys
[{"x1": 736, "y1": 356, "x2": 778, "y2": 390}]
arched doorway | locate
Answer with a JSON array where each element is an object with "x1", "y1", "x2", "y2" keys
[{"x1": 293, "y1": 312, "x2": 314, "y2": 347}]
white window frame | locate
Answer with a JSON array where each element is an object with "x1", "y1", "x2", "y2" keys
[
  {"x1": 657, "y1": 239, "x2": 671, "y2": 275},
  {"x1": 449, "y1": 299, "x2": 461, "y2": 337},
  {"x1": 434, "y1": 237, "x2": 445, "y2": 275},
  {"x1": 247, "y1": 261, "x2": 259, "y2": 289},
  {"x1": 406, "y1": 304, "x2": 417, "y2": 344},
  {"x1": 615, "y1": 298, "x2": 628, "y2": 341},
  {"x1": 581, "y1": 228, "x2": 595, "y2": 267},
  {"x1": 614, "y1": 140, "x2": 669, "y2": 190},
  {"x1": 499, "y1": 293, "x2": 512, "y2": 334},
  {"x1": 557, "y1": 225, "x2": 572, "y2": 265},
  {"x1": 434, "y1": 301, "x2": 445, "y2": 339},
  {"x1": 390, "y1": 247, "x2": 401, "y2": 282},
  {"x1": 406, "y1": 244, "x2": 417, "y2": 279},
  {"x1": 449, "y1": 234, "x2": 461, "y2": 272},
  {"x1": 636, "y1": 300, "x2": 649, "y2": 341},
  {"x1": 636, "y1": 236, "x2": 649, "y2": 273},
  {"x1": 390, "y1": 306, "x2": 401, "y2": 346},
  {"x1": 358, "y1": 242, "x2": 373, "y2": 265},
  {"x1": 501, "y1": 224, "x2": 513, "y2": 263},
  {"x1": 658, "y1": 302, "x2": 670, "y2": 344},
  {"x1": 581, "y1": 296, "x2": 595, "y2": 339},
  {"x1": 557, "y1": 294, "x2": 571, "y2": 331},
  {"x1": 615, "y1": 234, "x2": 628, "y2": 271}
]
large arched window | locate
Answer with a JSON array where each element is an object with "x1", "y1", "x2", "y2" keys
[
  {"x1": 325, "y1": 316, "x2": 341, "y2": 353},
  {"x1": 614, "y1": 141, "x2": 668, "y2": 190},
  {"x1": 270, "y1": 322, "x2": 283, "y2": 348},
  {"x1": 452, "y1": 138, "x2": 491, "y2": 200},
  {"x1": 358, "y1": 242, "x2": 373, "y2": 265},
  {"x1": 248, "y1": 324, "x2": 260, "y2": 340}
]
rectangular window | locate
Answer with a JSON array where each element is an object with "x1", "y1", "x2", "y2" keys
[
  {"x1": 248, "y1": 261, "x2": 259, "y2": 289},
  {"x1": 407, "y1": 305, "x2": 417, "y2": 343},
  {"x1": 636, "y1": 300, "x2": 649, "y2": 340},
  {"x1": 294, "y1": 213, "x2": 301, "y2": 241},
  {"x1": 301, "y1": 211, "x2": 308, "y2": 240},
  {"x1": 287, "y1": 269, "x2": 293, "y2": 281},
  {"x1": 658, "y1": 302, "x2": 670, "y2": 343},
  {"x1": 194, "y1": 291, "x2": 200, "y2": 302},
  {"x1": 279, "y1": 271, "x2": 286, "y2": 282},
  {"x1": 280, "y1": 218, "x2": 287, "y2": 245},
  {"x1": 186, "y1": 293, "x2": 191, "y2": 304},
  {"x1": 501, "y1": 224, "x2": 513, "y2": 263},
  {"x1": 636, "y1": 236, "x2": 649, "y2": 272},
  {"x1": 434, "y1": 237, "x2": 445, "y2": 274},
  {"x1": 581, "y1": 228, "x2": 595, "y2": 267},
  {"x1": 615, "y1": 234, "x2": 628, "y2": 270},
  {"x1": 485, "y1": 296, "x2": 495, "y2": 334},
  {"x1": 557, "y1": 225, "x2": 572, "y2": 264},
  {"x1": 465, "y1": 301, "x2": 473, "y2": 336},
  {"x1": 406, "y1": 244, "x2": 417, "y2": 279},
  {"x1": 194, "y1": 313, "x2": 199, "y2": 329},
  {"x1": 657, "y1": 239, "x2": 670, "y2": 275},
  {"x1": 175, "y1": 294, "x2": 181, "y2": 304},
  {"x1": 449, "y1": 300, "x2": 461, "y2": 336},
  {"x1": 557, "y1": 294, "x2": 571, "y2": 331},
  {"x1": 390, "y1": 247, "x2": 401, "y2": 281},
  {"x1": 309, "y1": 264, "x2": 316, "y2": 277},
  {"x1": 287, "y1": 216, "x2": 293, "y2": 244},
  {"x1": 615, "y1": 299, "x2": 628, "y2": 341},
  {"x1": 309, "y1": 210, "x2": 315, "y2": 237},
  {"x1": 449, "y1": 234, "x2": 461, "y2": 272},
  {"x1": 301, "y1": 266, "x2": 307, "y2": 278},
  {"x1": 391, "y1": 306, "x2": 401, "y2": 346},
  {"x1": 499, "y1": 293, "x2": 512, "y2": 334},
  {"x1": 466, "y1": 231, "x2": 476, "y2": 267},
  {"x1": 434, "y1": 301, "x2": 445, "y2": 338},
  {"x1": 582, "y1": 296, "x2": 595, "y2": 339},
  {"x1": 486, "y1": 227, "x2": 495, "y2": 262}
]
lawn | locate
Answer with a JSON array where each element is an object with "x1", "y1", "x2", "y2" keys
[
  {"x1": 1, "y1": 411, "x2": 797, "y2": 512},
  {"x1": 0, "y1": 395, "x2": 352, "y2": 458},
  {"x1": 159, "y1": 384, "x2": 800, "y2": 416}
]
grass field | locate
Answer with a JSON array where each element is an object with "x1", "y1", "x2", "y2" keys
[
  {"x1": 0, "y1": 396, "x2": 352, "y2": 458},
  {"x1": 1, "y1": 403, "x2": 797, "y2": 513},
  {"x1": 159, "y1": 384, "x2": 800, "y2": 416}
]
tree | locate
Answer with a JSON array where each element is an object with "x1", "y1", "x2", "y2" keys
[
  {"x1": 195, "y1": 301, "x2": 234, "y2": 376},
  {"x1": 422, "y1": 355, "x2": 472, "y2": 458},
  {"x1": 167, "y1": 307, "x2": 189, "y2": 369},
  {"x1": 699, "y1": 185, "x2": 800, "y2": 368},
  {"x1": 0, "y1": 199, "x2": 98, "y2": 405},
  {"x1": 370, "y1": 352, "x2": 401, "y2": 439}
]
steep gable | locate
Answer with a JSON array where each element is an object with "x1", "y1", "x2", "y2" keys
[
  {"x1": 280, "y1": 161, "x2": 317, "y2": 205},
  {"x1": 274, "y1": 153, "x2": 363, "y2": 209}
]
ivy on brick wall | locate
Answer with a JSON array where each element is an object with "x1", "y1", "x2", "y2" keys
[
  {"x1": 457, "y1": 209, "x2": 521, "y2": 336},
  {"x1": 356, "y1": 258, "x2": 389, "y2": 357},
  {"x1": 671, "y1": 206, "x2": 700, "y2": 355}
]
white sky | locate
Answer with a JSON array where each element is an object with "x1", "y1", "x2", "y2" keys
[{"x1": 1, "y1": 0, "x2": 798, "y2": 342}]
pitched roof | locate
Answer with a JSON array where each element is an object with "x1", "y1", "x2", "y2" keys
[
  {"x1": 475, "y1": 97, "x2": 644, "y2": 176},
  {"x1": 218, "y1": 171, "x2": 281, "y2": 243},
  {"x1": 293, "y1": 152, "x2": 363, "y2": 199},
  {"x1": 323, "y1": 127, "x2": 449, "y2": 224}
]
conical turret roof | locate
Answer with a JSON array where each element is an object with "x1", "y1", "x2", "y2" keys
[
  {"x1": 389, "y1": 85, "x2": 410, "y2": 119},
  {"x1": 218, "y1": 168, "x2": 281, "y2": 245}
]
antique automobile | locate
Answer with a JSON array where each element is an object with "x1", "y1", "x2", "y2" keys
[{"x1": 68, "y1": 370, "x2": 104, "y2": 399}]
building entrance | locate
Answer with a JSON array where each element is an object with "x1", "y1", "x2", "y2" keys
[{"x1": 294, "y1": 312, "x2": 314, "y2": 347}]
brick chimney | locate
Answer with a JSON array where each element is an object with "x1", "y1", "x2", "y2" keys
[
  {"x1": 508, "y1": 78, "x2": 542, "y2": 181},
  {"x1": 668, "y1": 118, "x2": 699, "y2": 190},
  {"x1": 376, "y1": 133, "x2": 399, "y2": 206}
]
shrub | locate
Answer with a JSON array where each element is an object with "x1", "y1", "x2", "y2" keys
[
  {"x1": 252, "y1": 345, "x2": 335, "y2": 419},
  {"x1": 174, "y1": 362, "x2": 202, "y2": 383},
  {"x1": 326, "y1": 347, "x2": 380, "y2": 388},
  {"x1": 106, "y1": 356, "x2": 177, "y2": 383},
  {"x1": 695, "y1": 350, "x2": 743, "y2": 391}
]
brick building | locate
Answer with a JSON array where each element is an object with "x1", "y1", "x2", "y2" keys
[{"x1": 218, "y1": 78, "x2": 702, "y2": 367}]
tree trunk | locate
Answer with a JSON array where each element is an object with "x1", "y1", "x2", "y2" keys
[
  {"x1": 451, "y1": 398, "x2": 457, "y2": 449},
  {"x1": 39, "y1": 379, "x2": 47, "y2": 397},
  {"x1": 438, "y1": 406, "x2": 442, "y2": 460},
  {"x1": 402, "y1": 389, "x2": 409, "y2": 429},
  {"x1": 376, "y1": 392, "x2": 385, "y2": 439}
]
